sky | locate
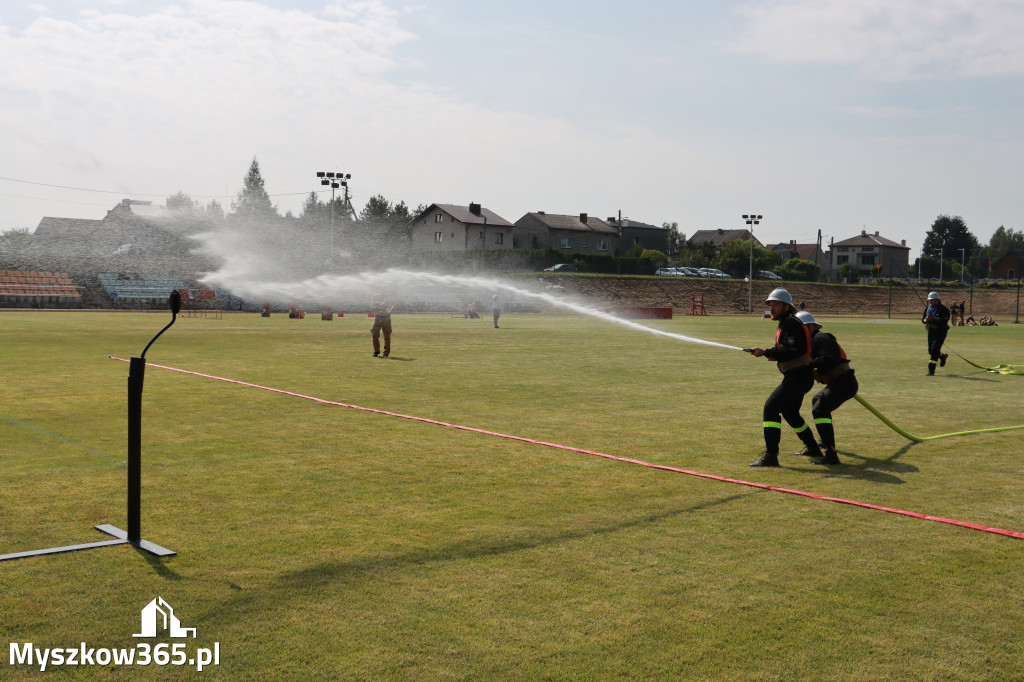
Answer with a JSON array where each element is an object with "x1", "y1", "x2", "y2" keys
[{"x1": 2, "y1": 0, "x2": 1023, "y2": 257}]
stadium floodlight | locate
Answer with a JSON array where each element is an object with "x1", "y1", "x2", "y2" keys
[
  {"x1": 744, "y1": 214, "x2": 763, "y2": 315},
  {"x1": 0, "y1": 292, "x2": 182, "y2": 562}
]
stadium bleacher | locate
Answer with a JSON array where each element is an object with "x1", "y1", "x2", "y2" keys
[
  {"x1": 98, "y1": 273, "x2": 187, "y2": 301},
  {"x1": 0, "y1": 270, "x2": 82, "y2": 303}
]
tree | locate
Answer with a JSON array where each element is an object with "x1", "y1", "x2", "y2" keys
[
  {"x1": 978, "y1": 225, "x2": 1024, "y2": 276},
  {"x1": 230, "y1": 157, "x2": 278, "y2": 221},
  {"x1": 166, "y1": 191, "x2": 200, "y2": 213},
  {"x1": 205, "y1": 199, "x2": 225, "y2": 221},
  {"x1": 663, "y1": 222, "x2": 685, "y2": 257},
  {"x1": 713, "y1": 239, "x2": 783, "y2": 277},
  {"x1": 922, "y1": 215, "x2": 980, "y2": 264},
  {"x1": 776, "y1": 258, "x2": 820, "y2": 282},
  {"x1": 359, "y1": 194, "x2": 393, "y2": 222}
]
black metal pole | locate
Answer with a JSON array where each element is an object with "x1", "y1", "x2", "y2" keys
[{"x1": 127, "y1": 356, "x2": 146, "y2": 542}]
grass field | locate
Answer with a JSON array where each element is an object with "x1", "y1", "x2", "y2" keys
[{"x1": 1, "y1": 309, "x2": 1023, "y2": 680}]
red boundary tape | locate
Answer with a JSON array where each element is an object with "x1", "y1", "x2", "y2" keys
[{"x1": 109, "y1": 356, "x2": 1024, "y2": 540}]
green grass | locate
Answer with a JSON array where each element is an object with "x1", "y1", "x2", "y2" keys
[{"x1": 1, "y1": 310, "x2": 1023, "y2": 680}]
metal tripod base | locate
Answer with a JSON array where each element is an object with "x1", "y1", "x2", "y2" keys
[
  {"x1": 0, "y1": 526, "x2": 175, "y2": 562},
  {"x1": 95, "y1": 524, "x2": 176, "y2": 557}
]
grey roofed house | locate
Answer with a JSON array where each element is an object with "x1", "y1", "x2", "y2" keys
[
  {"x1": 513, "y1": 211, "x2": 618, "y2": 253},
  {"x1": 606, "y1": 217, "x2": 668, "y2": 255},
  {"x1": 829, "y1": 229, "x2": 911, "y2": 279},
  {"x1": 689, "y1": 228, "x2": 761, "y2": 248},
  {"x1": 410, "y1": 202, "x2": 514, "y2": 251}
]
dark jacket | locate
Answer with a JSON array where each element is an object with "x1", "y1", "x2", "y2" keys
[
  {"x1": 809, "y1": 330, "x2": 849, "y2": 374},
  {"x1": 764, "y1": 311, "x2": 811, "y2": 362}
]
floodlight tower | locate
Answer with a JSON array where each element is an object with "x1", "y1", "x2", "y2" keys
[
  {"x1": 744, "y1": 214, "x2": 762, "y2": 315},
  {"x1": 315, "y1": 171, "x2": 353, "y2": 270}
]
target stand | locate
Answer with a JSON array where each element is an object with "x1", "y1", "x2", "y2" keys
[{"x1": 0, "y1": 293, "x2": 182, "y2": 562}]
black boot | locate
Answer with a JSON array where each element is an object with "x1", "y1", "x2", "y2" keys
[
  {"x1": 795, "y1": 441, "x2": 825, "y2": 456},
  {"x1": 939, "y1": 353, "x2": 948, "y2": 367},
  {"x1": 749, "y1": 450, "x2": 780, "y2": 468},
  {"x1": 812, "y1": 449, "x2": 841, "y2": 465}
]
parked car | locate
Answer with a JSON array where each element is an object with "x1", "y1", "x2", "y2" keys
[
  {"x1": 543, "y1": 263, "x2": 577, "y2": 272},
  {"x1": 699, "y1": 268, "x2": 729, "y2": 279},
  {"x1": 757, "y1": 270, "x2": 783, "y2": 280},
  {"x1": 655, "y1": 267, "x2": 677, "y2": 276},
  {"x1": 677, "y1": 266, "x2": 700, "y2": 277}
]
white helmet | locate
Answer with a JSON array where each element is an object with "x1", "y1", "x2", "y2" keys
[
  {"x1": 765, "y1": 288, "x2": 794, "y2": 306},
  {"x1": 795, "y1": 311, "x2": 818, "y2": 326},
  {"x1": 927, "y1": 291, "x2": 941, "y2": 301}
]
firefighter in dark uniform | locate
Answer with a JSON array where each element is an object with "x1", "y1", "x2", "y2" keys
[
  {"x1": 747, "y1": 288, "x2": 822, "y2": 468},
  {"x1": 922, "y1": 291, "x2": 949, "y2": 375},
  {"x1": 795, "y1": 311, "x2": 858, "y2": 465},
  {"x1": 370, "y1": 293, "x2": 395, "y2": 358}
]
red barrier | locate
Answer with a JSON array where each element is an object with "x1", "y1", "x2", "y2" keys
[{"x1": 606, "y1": 306, "x2": 673, "y2": 319}]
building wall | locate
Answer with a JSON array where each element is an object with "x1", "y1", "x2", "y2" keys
[
  {"x1": 832, "y1": 244, "x2": 910, "y2": 278},
  {"x1": 618, "y1": 227, "x2": 667, "y2": 256},
  {"x1": 991, "y1": 253, "x2": 1023, "y2": 279}
]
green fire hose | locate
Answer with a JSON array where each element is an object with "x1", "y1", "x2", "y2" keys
[{"x1": 855, "y1": 394, "x2": 1024, "y2": 442}]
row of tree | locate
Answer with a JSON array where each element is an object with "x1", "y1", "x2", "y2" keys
[{"x1": 917, "y1": 215, "x2": 1024, "y2": 280}]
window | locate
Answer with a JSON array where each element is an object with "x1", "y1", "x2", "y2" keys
[
  {"x1": 495, "y1": 233, "x2": 503, "y2": 245},
  {"x1": 838, "y1": 247, "x2": 849, "y2": 252},
  {"x1": 560, "y1": 237, "x2": 573, "y2": 249},
  {"x1": 837, "y1": 255, "x2": 849, "y2": 265},
  {"x1": 860, "y1": 254, "x2": 878, "y2": 266},
  {"x1": 480, "y1": 231, "x2": 484, "y2": 239},
  {"x1": 1009, "y1": 268, "x2": 1016, "y2": 279},
  {"x1": 434, "y1": 232, "x2": 443, "y2": 242},
  {"x1": 434, "y1": 214, "x2": 442, "y2": 223},
  {"x1": 597, "y1": 239, "x2": 608, "y2": 251}
]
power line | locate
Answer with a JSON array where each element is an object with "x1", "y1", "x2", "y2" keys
[
  {"x1": 0, "y1": 175, "x2": 315, "y2": 200},
  {"x1": 0, "y1": 192, "x2": 113, "y2": 207}
]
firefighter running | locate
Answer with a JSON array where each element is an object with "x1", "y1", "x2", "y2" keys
[
  {"x1": 922, "y1": 291, "x2": 950, "y2": 376},
  {"x1": 795, "y1": 311, "x2": 857, "y2": 466},
  {"x1": 746, "y1": 288, "x2": 821, "y2": 468}
]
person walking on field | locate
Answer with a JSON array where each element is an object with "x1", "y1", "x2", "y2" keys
[
  {"x1": 492, "y1": 292, "x2": 502, "y2": 328},
  {"x1": 922, "y1": 291, "x2": 950, "y2": 375},
  {"x1": 370, "y1": 293, "x2": 395, "y2": 358},
  {"x1": 795, "y1": 311, "x2": 858, "y2": 466},
  {"x1": 746, "y1": 288, "x2": 822, "y2": 468}
]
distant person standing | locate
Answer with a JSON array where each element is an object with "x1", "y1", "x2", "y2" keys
[
  {"x1": 959, "y1": 300, "x2": 966, "y2": 326},
  {"x1": 795, "y1": 311, "x2": 858, "y2": 466},
  {"x1": 922, "y1": 291, "x2": 950, "y2": 375},
  {"x1": 492, "y1": 292, "x2": 502, "y2": 328},
  {"x1": 746, "y1": 288, "x2": 822, "y2": 467},
  {"x1": 370, "y1": 293, "x2": 395, "y2": 358}
]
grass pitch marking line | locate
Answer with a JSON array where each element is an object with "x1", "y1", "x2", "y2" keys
[{"x1": 108, "y1": 356, "x2": 1024, "y2": 541}]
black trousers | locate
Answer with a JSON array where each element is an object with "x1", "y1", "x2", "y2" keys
[
  {"x1": 762, "y1": 366, "x2": 815, "y2": 452},
  {"x1": 811, "y1": 370, "x2": 859, "y2": 450},
  {"x1": 927, "y1": 328, "x2": 948, "y2": 362}
]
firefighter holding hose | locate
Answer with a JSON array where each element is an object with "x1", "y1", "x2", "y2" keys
[
  {"x1": 795, "y1": 310, "x2": 857, "y2": 466},
  {"x1": 746, "y1": 288, "x2": 822, "y2": 468}
]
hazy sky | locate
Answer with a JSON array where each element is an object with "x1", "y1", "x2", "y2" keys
[{"x1": 2, "y1": 0, "x2": 1023, "y2": 256}]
